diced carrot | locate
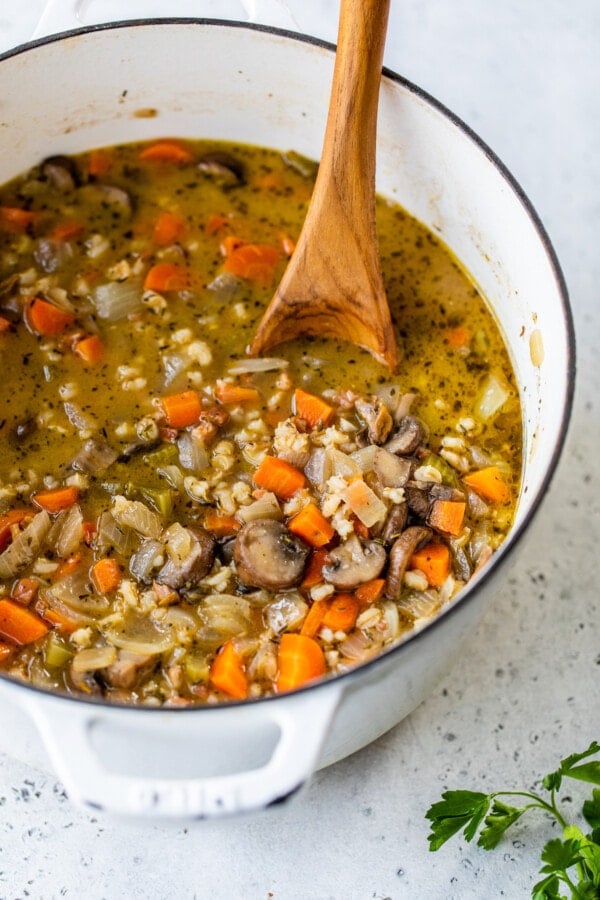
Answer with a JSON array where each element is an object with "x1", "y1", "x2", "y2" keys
[
  {"x1": 11, "y1": 578, "x2": 39, "y2": 606},
  {"x1": 51, "y1": 220, "x2": 85, "y2": 242},
  {"x1": 409, "y1": 542, "x2": 452, "y2": 588},
  {"x1": 33, "y1": 486, "x2": 78, "y2": 513},
  {"x1": 0, "y1": 316, "x2": 13, "y2": 333},
  {"x1": 253, "y1": 456, "x2": 306, "y2": 500},
  {"x1": 428, "y1": 499, "x2": 466, "y2": 536},
  {"x1": 152, "y1": 210, "x2": 186, "y2": 246},
  {"x1": 203, "y1": 510, "x2": 241, "y2": 536},
  {"x1": 138, "y1": 140, "x2": 195, "y2": 164},
  {"x1": 91, "y1": 557, "x2": 122, "y2": 594},
  {"x1": 445, "y1": 325, "x2": 472, "y2": 348},
  {"x1": 215, "y1": 380, "x2": 261, "y2": 405},
  {"x1": 223, "y1": 243, "x2": 280, "y2": 286},
  {"x1": 26, "y1": 297, "x2": 75, "y2": 336},
  {"x1": 74, "y1": 334, "x2": 103, "y2": 365},
  {"x1": 0, "y1": 509, "x2": 32, "y2": 552},
  {"x1": 321, "y1": 593, "x2": 359, "y2": 633},
  {"x1": 300, "y1": 600, "x2": 328, "y2": 638},
  {"x1": 288, "y1": 503, "x2": 335, "y2": 548},
  {"x1": 0, "y1": 641, "x2": 15, "y2": 663},
  {"x1": 88, "y1": 148, "x2": 113, "y2": 177},
  {"x1": 206, "y1": 213, "x2": 231, "y2": 236},
  {"x1": 0, "y1": 599, "x2": 49, "y2": 645},
  {"x1": 34, "y1": 599, "x2": 79, "y2": 634},
  {"x1": 463, "y1": 465, "x2": 511, "y2": 504},
  {"x1": 300, "y1": 547, "x2": 329, "y2": 590},
  {"x1": 160, "y1": 390, "x2": 202, "y2": 429},
  {"x1": 253, "y1": 171, "x2": 286, "y2": 191},
  {"x1": 293, "y1": 388, "x2": 335, "y2": 429},
  {"x1": 351, "y1": 514, "x2": 371, "y2": 541},
  {"x1": 0, "y1": 206, "x2": 40, "y2": 233},
  {"x1": 219, "y1": 234, "x2": 246, "y2": 257},
  {"x1": 53, "y1": 555, "x2": 81, "y2": 581},
  {"x1": 276, "y1": 633, "x2": 326, "y2": 693},
  {"x1": 354, "y1": 578, "x2": 385, "y2": 606},
  {"x1": 210, "y1": 640, "x2": 248, "y2": 700},
  {"x1": 143, "y1": 262, "x2": 188, "y2": 292}
]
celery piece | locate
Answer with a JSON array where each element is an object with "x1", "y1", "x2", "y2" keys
[
  {"x1": 44, "y1": 632, "x2": 74, "y2": 670},
  {"x1": 143, "y1": 443, "x2": 179, "y2": 468},
  {"x1": 421, "y1": 452, "x2": 457, "y2": 485},
  {"x1": 139, "y1": 486, "x2": 173, "y2": 518},
  {"x1": 184, "y1": 653, "x2": 210, "y2": 684}
]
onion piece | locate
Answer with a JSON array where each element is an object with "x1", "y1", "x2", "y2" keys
[
  {"x1": 92, "y1": 279, "x2": 143, "y2": 320},
  {"x1": 328, "y1": 447, "x2": 361, "y2": 478},
  {"x1": 304, "y1": 447, "x2": 332, "y2": 488},
  {"x1": 112, "y1": 495, "x2": 162, "y2": 540},
  {"x1": 177, "y1": 432, "x2": 209, "y2": 472},
  {"x1": 199, "y1": 593, "x2": 252, "y2": 637},
  {"x1": 0, "y1": 510, "x2": 51, "y2": 579},
  {"x1": 56, "y1": 503, "x2": 84, "y2": 558},
  {"x1": 475, "y1": 370, "x2": 511, "y2": 421},
  {"x1": 95, "y1": 511, "x2": 138, "y2": 556},
  {"x1": 263, "y1": 592, "x2": 308, "y2": 634},
  {"x1": 72, "y1": 645, "x2": 117, "y2": 673},
  {"x1": 351, "y1": 445, "x2": 378, "y2": 473},
  {"x1": 49, "y1": 571, "x2": 111, "y2": 615},
  {"x1": 104, "y1": 612, "x2": 174, "y2": 655},
  {"x1": 227, "y1": 357, "x2": 289, "y2": 375},
  {"x1": 129, "y1": 539, "x2": 164, "y2": 583},
  {"x1": 71, "y1": 439, "x2": 118, "y2": 474},
  {"x1": 237, "y1": 491, "x2": 281, "y2": 523},
  {"x1": 207, "y1": 271, "x2": 239, "y2": 300}
]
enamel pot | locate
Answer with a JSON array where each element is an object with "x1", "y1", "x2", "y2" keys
[{"x1": 0, "y1": 3, "x2": 574, "y2": 820}]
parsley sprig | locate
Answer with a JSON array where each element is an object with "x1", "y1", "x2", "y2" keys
[{"x1": 425, "y1": 740, "x2": 600, "y2": 898}]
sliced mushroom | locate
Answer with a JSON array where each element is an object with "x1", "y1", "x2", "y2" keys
[
  {"x1": 405, "y1": 484, "x2": 430, "y2": 518},
  {"x1": 197, "y1": 151, "x2": 245, "y2": 186},
  {"x1": 102, "y1": 649, "x2": 156, "y2": 690},
  {"x1": 354, "y1": 396, "x2": 393, "y2": 445},
  {"x1": 380, "y1": 502, "x2": 409, "y2": 545},
  {"x1": 233, "y1": 519, "x2": 309, "y2": 590},
  {"x1": 322, "y1": 533, "x2": 386, "y2": 590},
  {"x1": 385, "y1": 526, "x2": 432, "y2": 600},
  {"x1": 385, "y1": 416, "x2": 425, "y2": 456},
  {"x1": 155, "y1": 526, "x2": 216, "y2": 592},
  {"x1": 373, "y1": 447, "x2": 412, "y2": 487},
  {"x1": 95, "y1": 183, "x2": 134, "y2": 215},
  {"x1": 41, "y1": 154, "x2": 80, "y2": 191}
]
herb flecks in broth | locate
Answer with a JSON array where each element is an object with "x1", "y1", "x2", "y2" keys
[{"x1": 0, "y1": 139, "x2": 521, "y2": 705}]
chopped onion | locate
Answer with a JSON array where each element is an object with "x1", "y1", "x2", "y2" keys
[
  {"x1": 72, "y1": 645, "x2": 117, "y2": 673},
  {"x1": 56, "y1": 503, "x2": 84, "y2": 558},
  {"x1": 177, "y1": 432, "x2": 209, "y2": 472},
  {"x1": 104, "y1": 610, "x2": 174, "y2": 655},
  {"x1": 237, "y1": 491, "x2": 281, "y2": 523},
  {"x1": 207, "y1": 271, "x2": 239, "y2": 300},
  {"x1": 0, "y1": 510, "x2": 51, "y2": 579},
  {"x1": 50, "y1": 571, "x2": 111, "y2": 615},
  {"x1": 227, "y1": 357, "x2": 289, "y2": 375},
  {"x1": 397, "y1": 590, "x2": 440, "y2": 623},
  {"x1": 71, "y1": 438, "x2": 118, "y2": 474},
  {"x1": 92, "y1": 279, "x2": 143, "y2": 320},
  {"x1": 304, "y1": 448, "x2": 332, "y2": 487},
  {"x1": 475, "y1": 370, "x2": 511, "y2": 421},
  {"x1": 263, "y1": 592, "x2": 308, "y2": 634},
  {"x1": 112, "y1": 495, "x2": 162, "y2": 540},
  {"x1": 350, "y1": 445, "x2": 378, "y2": 473},
  {"x1": 339, "y1": 630, "x2": 382, "y2": 663},
  {"x1": 96, "y1": 511, "x2": 138, "y2": 556},
  {"x1": 162, "y1": 352, "x2": 189, "y2": 387},
  {"x1": 343, "y1": 479, "x2": 387, "y2": 527},
  {"x1": 199, "y1": 593, "x2": 252, "y2": 637},
  {"x1": 129, "y1": 539, "x2": 164, "y2": 583},
  {"x1": 327, "y1": 447, "x2": 361, "y2": 478}
]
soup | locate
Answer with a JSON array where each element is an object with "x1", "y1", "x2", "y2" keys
[{"x1": 0, "y1": 139, "x2": 521, "y2": 704}]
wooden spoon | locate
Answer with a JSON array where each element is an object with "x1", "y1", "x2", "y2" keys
[{"x1": 250, "y1": 0, "x2": 399, "y2": 372}]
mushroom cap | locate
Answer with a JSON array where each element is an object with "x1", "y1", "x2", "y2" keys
[{"x1": 233, "y1": 519, "x2": 309, "y2": 590}]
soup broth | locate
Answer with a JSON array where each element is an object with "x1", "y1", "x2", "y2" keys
[{"x1": 0, "y1": 139, "x2": 521, "y2": 704}]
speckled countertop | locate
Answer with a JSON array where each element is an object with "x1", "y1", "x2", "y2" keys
[{"x1": 0, "y1": 1, "x2": 598, "y2": 898}]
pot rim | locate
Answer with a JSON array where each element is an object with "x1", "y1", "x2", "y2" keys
[{"x1": 0, "y1": 17, "x2": 576, "y2": 713}]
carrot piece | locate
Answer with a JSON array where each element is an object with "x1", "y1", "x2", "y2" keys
[
  {"x1": 0, "y1": 599, "x2": 49, "y2": 645},
  {"x1": 253, "y1": 456, "x2": 306, "y2": 500},
  {"x1": 203, "y1": 510, "x2": 241, "y2": 536},
  {"x1": 276, "y1": 633, "x2": 326, "y2": 693},
  {"x1": 33, "y1": 486, "x2": 78, "y2": 513},
  {"x1": 51, "y1": 220, "x2": 85, "y2": 242},
  {"x1": 288, "y1": 503, "x2": 335, "y2": 548},
  {"x1": 160, "y1": 389, "x2": 202, "y2": 429},
  {"x1": 409, "y1": 542, "x2": 452, "y2": 588},
  {"x1": 215, "y1": 381, "x2": 261, "y2": 405},
  {"x1": 143, "y1": 262, "x2": 188, "y2": 292},
  {"x1": 293, "y1": 388, "x2": 335, "y2": 429},
  {"x1": 223, "y1": 243, "x2": 280, "y2": 286},
  {"x1": 445, "y1": 325, "x2": 471, "y2": 348},
  {"x1": 11, "y1": 578, "x2": 39, "y2": 606},
  {"x1": 26, "y1": 297, "x2": 75, "y2": 336},
  {"x1": 354, "y1": 578, "x2": 385, "y2": 606},
  {"x1": 88, "y1": 148, "x2": 113, "y2": 177},
  {"x1": 138, "y1": 140, "x2": 195, "y2": 164},
  {"x1": 0, "y1": 315, "x2": 13, "y2": 333},
  {"x1": 463, "y1": 465, "x2": 511, "y2": 504},
  {"x1": 321, "y1": 593, "x2": 359, "y2": 632},
  {"x1": 0, "y1": 641, "x2": 15, "y2": 663},
  {"x1": 428, "y1": 499, "x2": 466, "y2": 536},
  {"x1": 91, "y1": 557, "x2": 122, "y2": 594},
  {"x1": 74, "y1": 334, "x2": 103, "y2": 365},
  {"x1": 0, "y1": 509, "x2": 32, "y2": 552},
  {"x1": 37, "y1": 605, "x2": 79, "y2": 635},
  {"x1": 210, "y1": 640, "x2": 248, "y2": 700},
  {"x1": 300, "y1": 547, "x2": 329, "y2": 590},
  {"x1": 53, "y1": 555, "x2": 81, "y2": 581},
  {"x1": 0, "y1": 206, "x2": 40, "y2": 233},
  {"x1": 152, "y1": 210, "x2": 186, "y2": 246},
  {"x1": 300, "y1": 600, "x2": 328, "y2": 638}
]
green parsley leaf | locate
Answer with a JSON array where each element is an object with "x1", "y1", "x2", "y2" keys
[
  {"x1": 531, "y1": 873, "x2": 565, "y2": 900},
  {"x1": 478, "y1": 799, "x2": 528, "y2": 850},
  {"x1": 543, "y1": 741, "x2": 600, "y2": 792},
  {"x1": 583, "y1": 790, "x2": 600, "y2": 831},
  {"x1": 425, "y1": 790, "x2": 490, "y2": 851},
  {"x1": 539, "y1": 837, "x2": 584, "y2": 874}
]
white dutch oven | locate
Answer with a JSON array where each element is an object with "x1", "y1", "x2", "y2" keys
[{"x1": 0, "y1": 1, "x2": 574, "y2": 820}]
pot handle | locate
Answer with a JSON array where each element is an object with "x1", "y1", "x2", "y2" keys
[
  {"x1": 23, "y1": 685, "x2": 342, "y2": 819},
  {"x1": 32, "y1": 0, "x2": 299, "y2": 40}
]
